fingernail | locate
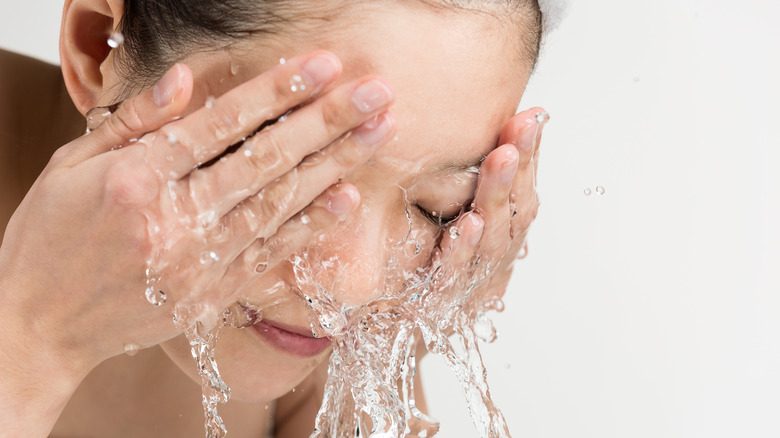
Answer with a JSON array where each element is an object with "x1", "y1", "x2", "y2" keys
[
  {"x1": 153, "y1": 64, "x2": 184, "y2": 107},
  {"x1": 353, "y1": 112, "x2": 394, "y2": 147},
  {"x1": 327, "y1": 191, "x2": 355, "y2": 215},
  {"x1": 352, "y1": 79, "x2": 393, "y2": 113},
  {"x1": 301, "y1": 53, "x2": 341, "y2": 87},
  {"x1": 469, "y1": 214, "x2": 484, "y2": 246}
]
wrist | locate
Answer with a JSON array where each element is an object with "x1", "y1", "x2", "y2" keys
[{"x1": 0, "y1": 275, "x2": 91, "y2": 436}]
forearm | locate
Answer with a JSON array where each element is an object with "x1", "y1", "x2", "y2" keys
[{"x1": 0, "y1": 278, "x2": 82, "y2": 438}]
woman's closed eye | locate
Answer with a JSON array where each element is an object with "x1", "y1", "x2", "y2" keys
[{"x1": 417, "y1": 204, "x2": 465, "y2": 227}]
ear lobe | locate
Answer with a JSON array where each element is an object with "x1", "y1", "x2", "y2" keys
[{"x1": 60, "y1": 0, "x2": 123, "y2": 114}]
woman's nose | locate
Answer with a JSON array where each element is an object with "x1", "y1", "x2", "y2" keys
[{"x1": 306, "y1": 202, "x2": 393, "y2": 307}]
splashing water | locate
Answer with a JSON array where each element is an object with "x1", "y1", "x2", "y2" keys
[
  {"x1": 127, "y1": 106, "x2": 546, "y2": 438},
  {"x1": 181, "y1": 318, "x2": 231, "y2": 438}
]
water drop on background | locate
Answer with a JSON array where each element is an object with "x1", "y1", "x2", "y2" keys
[
  {"x1": 596, "y1": 186, "x2": 606, "y2": 195},
  {"x1": 167, "y1": 133, "x2": 178, "y2": 144},
  {"x1": 279, "y1": 58, "x2": 287, "y2": 65},
  {"x1": 301, "y1": 215, "x2": 311, "y2": 225},
  {"x1": 107, "y1": 31, "x2": 124, "y2": 48},
  {"x1": 534, "y1": 112, "x2": 550, "y2": 125},
  {"x1": 230, "y1": 63, "x2": 240, "y2": 76},
  {"x1": 205, "y1": 96, "x2": 216, "y2": 108},
  {"x1": 584, "y1": 188, "x2": 592, "y2": 196},
  {"x1": 255, "y1": 263, "x2": 268, "y2": 274},
  {"x1": 448, "y1": 226, "x2": 462, "y2": 240}
]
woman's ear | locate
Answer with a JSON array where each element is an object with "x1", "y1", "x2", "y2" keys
[{"x1": 60, "y1": 0, "x2": 125, "y2": 114}]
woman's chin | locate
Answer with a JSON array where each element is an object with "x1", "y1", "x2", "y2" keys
[{"x1": 160, "y1": 327, "x2": 331, "y2": 403}]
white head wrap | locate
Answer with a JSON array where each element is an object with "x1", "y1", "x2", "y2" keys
[{"x1": 538, "y1": 0, "x2": 571, "y2": 35}]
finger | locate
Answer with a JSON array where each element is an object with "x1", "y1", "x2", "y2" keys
[
  {"x1": 67, "y1": 64, "x2": 193, "y2": 164},
  {"x1": 507, "y1": 108, "x2": 548, "y2": 238},
  {"x1": 471, "y1": 144, "x2": 519, "y2": 254},
  {"x1": 437, "y1": 212, "x2": 485, "y2": 268},
  {"x1": 188, "y1": 77, "x2": 395, "y2": 220},
  {"x1": 497, "y1": 106, "x2": 547, "y2": 160},
  {"x1": 216, "y1": 184, "x2": 359, "y2": 299},
  {"x1": 150, "y1": 51, "x2": 343, "y2": 177},
  {"x1": 207, "y1": 112, "x2": 394, "y2": 255}
]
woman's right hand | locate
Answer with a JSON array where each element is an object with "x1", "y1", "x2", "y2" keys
[{"x1": 0, "y1": 51, "x2": 395, "y2": 397}]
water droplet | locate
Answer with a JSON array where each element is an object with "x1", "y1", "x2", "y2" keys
[
  {"x1": 255, "y1": 263, "x2": 267, "y2": 274},
  {"x1": 200, "y1": 251, "x2": 220, "y2": 264},
  {"x1": 301, "y1": 214, "x2": 311, "y2": 225},
  {"x1": 292, "y1": 387, "x2": 296, "y2": 393},
  {"x1": 473, "y1": 315, "x2": 497, "y2": 343},
  {"x1": 290, "y1": 75, "x2": 306, "y2": 92},
  {"x1": 128, "y1": 138, "x2": 138, "y2": 143},
  {"x1": 145, "y1": 287, "x2": 167, "y2": 306},
  {"x1": 534, "y1": 111, "x2": 550, "y2": 125},
  {"x1": 448, "y1": 226, "x2": 461, "y2": 240},
  {"x1": 279, "y1": 58, "x2": 286, "y2": 65},
  {"x1": 167, "y1": 133, "x2": 178, "y2": 144},
  {"x1": 243, "y1": 148, "x2": 253, "y2": 157},
  {"x1": 596, "y1": 186, "x2": 606, "y2": 195},
  {"x1": 205, "y1": 96, "x2": 216, "y2": 108},
  {"x1": 200, "y1": 210, "x2": 217, "y2": 228},
  {"x1": 85, "y1": 106, "x2": 113, "y2": 133},
  {"x1": 584, "y1": 188, "x2": 592, "y2": 196},
  {"x1": 107, "y1": 31, "x2": 124, "y2": 48},
  {"x1": 465, "y1": 166, "x2": 480, "y2": 175},
  {"x1": 124, "y1": 343, "x2": 141, "y2": 356},
  {"x1": 230, "y1": 63, "x2": 240, "y2": 76}
]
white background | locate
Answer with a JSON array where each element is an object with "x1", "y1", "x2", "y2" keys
[{"x1": 2, "y1": 1, "x2": 779, "y2": 437}]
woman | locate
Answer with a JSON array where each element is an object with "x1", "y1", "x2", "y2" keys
[{"x1": 0, "y1": 0, "x2": 547, "y2": 436}]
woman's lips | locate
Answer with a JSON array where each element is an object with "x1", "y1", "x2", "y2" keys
[{"x1": 250, "y1": 319, "x2": 331, "y2": 357}]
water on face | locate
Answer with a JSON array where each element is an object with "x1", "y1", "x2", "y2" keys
[{"x1": 121, "y1": 99, "x2": 546, "y2": 437}]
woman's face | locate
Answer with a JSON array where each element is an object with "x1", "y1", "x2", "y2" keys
[{"x1": 123, "y1": 4, "x2": 533, "y2": 401}]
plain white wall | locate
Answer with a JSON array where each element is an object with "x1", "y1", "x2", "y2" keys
[{"x1": 2, "y1": 1, "x2": 779, "y2": 437}]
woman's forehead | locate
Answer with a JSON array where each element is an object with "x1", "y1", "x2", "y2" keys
[{"x1": 328, "y1": 10, "x2": 528, "y2": 176}]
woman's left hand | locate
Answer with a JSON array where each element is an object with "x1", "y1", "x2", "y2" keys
[{"x1": 434, "y1": 107, "x2": 546, "y2": 309}]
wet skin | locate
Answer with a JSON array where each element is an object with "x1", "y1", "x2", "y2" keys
[
  {"x1": 0, "y1": 3, "x2": 543, "y2": 437},
  {"x1": 157, "y1": 5, "x2": 531, "y2": 404}
]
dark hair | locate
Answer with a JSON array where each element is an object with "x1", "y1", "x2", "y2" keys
[{"x1": 115, "y1": 0, "x2": 542, "y2": 94}]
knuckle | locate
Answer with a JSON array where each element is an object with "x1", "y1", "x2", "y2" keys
[
  {"x1": 104, "y1": 162, "x2": 159, "y2": 206},
  {"x1": 318, "y1": 98, "x2": 348, "y2": 135},
  {"x1": 329, "y1": 141, "x2": 359, "y2": 169},
  {"x1": 205, "y1": 104, "x2": 241, "y2": 141},
  {"x1": 50, "y1": 144, "x2": 73, "y2": 163},
  {"x1": 107, "y1": 100, "x2": 145, "y2": 137},
  {"x1": 271, "y1": 72, "x2": 296, "y2": 104},
  {"x1": 259, "y1": 180, "x2": 297, "y2": 220},
  {"x1": 251, "y1": 130, "x2": 294, "y2": 171}
]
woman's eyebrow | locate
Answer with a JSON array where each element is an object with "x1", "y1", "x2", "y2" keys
[
  {"x1": 364, "y1": 152, "x2": 486, "y2": 174},
  {"x1": 431, "y1": 153, "x2": 487, "y2": 175}
]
